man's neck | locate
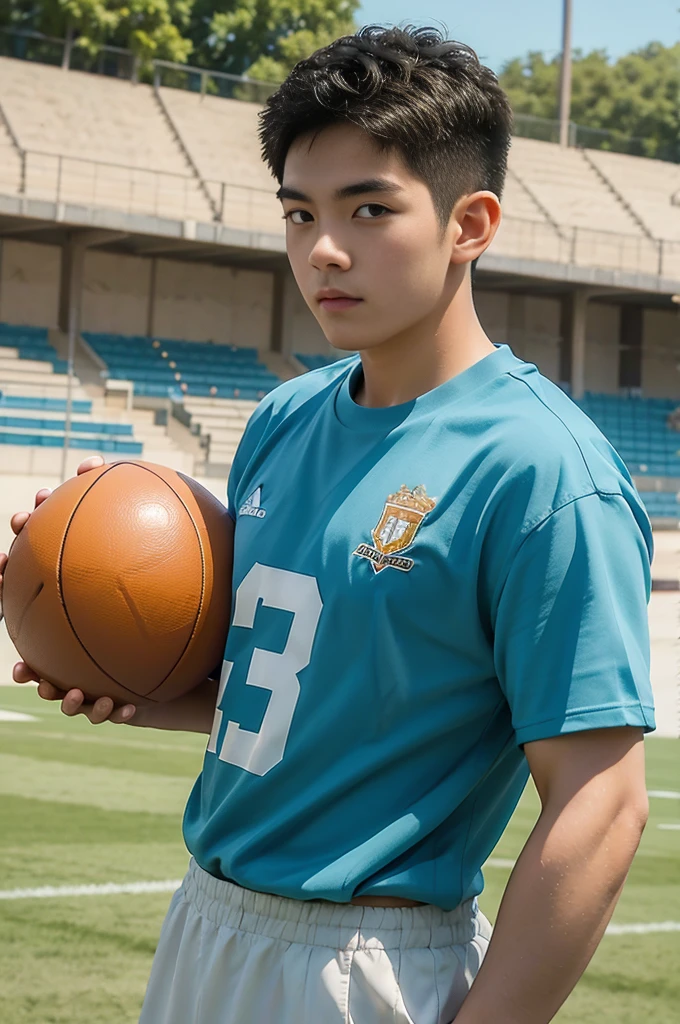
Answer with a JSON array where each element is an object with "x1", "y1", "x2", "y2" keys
[{"x1": 353, "y1": 295, "x2": 496, "y2": 409}]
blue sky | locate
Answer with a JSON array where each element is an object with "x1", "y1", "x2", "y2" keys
[{"x1": 357, "y1": 1, "x2": 679, "y2": 72}]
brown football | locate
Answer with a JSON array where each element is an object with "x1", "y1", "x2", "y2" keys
[{"x1": 2, "y1": 461, "x2": 233, "y2": 705}]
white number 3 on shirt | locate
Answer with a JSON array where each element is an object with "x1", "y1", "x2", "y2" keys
[{"x1": 207, "y1": 563, "x2": 323, "y2": 776}]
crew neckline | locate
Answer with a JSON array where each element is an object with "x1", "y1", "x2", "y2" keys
[{"x1": 333, "y1": 343, "x2": 521, "y2": 432}]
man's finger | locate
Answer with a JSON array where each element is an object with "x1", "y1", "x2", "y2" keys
[
  {"x1": 61, "y1": 689, "x2": 86, "y2": 716},
  {"x1": 13, "y1": 661, "x2": 39, "y2": 683},
  {"x1": 109, "y1": 704, "x2": 137, "y2": 725},
  {"x1": 0, "y1": 553, "x2": 7, "y2": 573},
  {"x1": 37, "y1": 680, "x2": 66, "y2": 701},
  {"x1": 34, "y1": 488, "x2": 52, "y2": 509},
  {"x1": 87, "y1": 696, "x2": 115, "y2": 725},
  {"x1": 10, "y1": 511, "x2": 30, "y2": 535},
  {"x1": 77, "y1": 456, "x2": 105, "y2": 475}
]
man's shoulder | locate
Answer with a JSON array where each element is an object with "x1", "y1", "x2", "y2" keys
[
  {"x1": 492, "y1": 361, "x2": 629, "y2": 497},
  {"x1": 237, "y1": 356, "x2": 355, "y2": 453},
  {"x1": 254, "y1": 357, "x2": 355, "y2": 423},
  {"x1": 479, "y1": 362, "x2": 645, "y2": 540}
]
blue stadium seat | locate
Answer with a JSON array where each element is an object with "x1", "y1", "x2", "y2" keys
[
  {"x1": 0, "y1": 322, "x2": 67, "y2": 373},
  {"x1": 0, "y1": 393, "x2": 93, "y2": 414},
  {"x1": 577, "y1": 393, "x2": 680, "y2": 482},
  {"x1": 0, "y1": 415, "x2": 132, "y2": 436},
  {"x1": 84, "y1": 331, "x2": 282, "y2": 400},
  {"x1": 0, "y1": 431, "x2": 142, "y2": 454}
]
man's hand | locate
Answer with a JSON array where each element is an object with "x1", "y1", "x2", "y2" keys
[{"x1": 0, "y1": 456, "x2": 136, "y2": 725}]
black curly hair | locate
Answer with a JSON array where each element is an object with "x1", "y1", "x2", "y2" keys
[{"x1": 258, "y1": 25, "x2": 513, "y2": 229}]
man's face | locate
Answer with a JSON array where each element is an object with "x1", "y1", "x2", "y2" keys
[{"x1": 279, "y1": 124, "x2": 460, "y2": 353}]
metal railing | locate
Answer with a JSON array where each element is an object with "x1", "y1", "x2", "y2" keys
[
  {"x1": 492, "y1": 216, "x2": 680, "y2": 280},
  {"x1": 512, "y1": 113, "x2": 663, "y2": 160},
  {"x1": 153, "y1": 60, "x2": 276, "y2": 105},
  {"x1": 14, "y1": 148, "x2": 280, "y2": 229},
  {"x1": 20, "y1": 149, "x2": 209, "y2": 221}
]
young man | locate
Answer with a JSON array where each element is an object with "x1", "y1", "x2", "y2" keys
[{"x1": 0, "y1": 25, "x2": 654, "y2": 1024}]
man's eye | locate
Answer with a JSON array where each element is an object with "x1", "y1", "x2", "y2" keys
[
  {"x1": 285, "y1": 209, "x2": 314, "y2": 225},
  {"x1": 355, "y1": 203, "x2": 389, "y2": 219}
]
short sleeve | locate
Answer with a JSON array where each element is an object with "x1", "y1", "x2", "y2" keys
[
  {"x1": 225, "y1": 399, "x2": 275, "y2": 520},
  {"x1": 493, "y1": 491, "x2": 655, "y2": 745}
]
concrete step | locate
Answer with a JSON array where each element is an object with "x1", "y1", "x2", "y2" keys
[{"x1": 0, "y1": 376, "x2": 89, "y2": 397}]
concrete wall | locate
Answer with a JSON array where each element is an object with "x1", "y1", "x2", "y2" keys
[
  {"x1": 475, "y1": 290, "x2": 509, "y2": 344},
  {"x1": 585, "y1": 302, "x2": 620, "y2": 394},
  {"x1": 0, "y1": 240, "x2": 60, "y2": 327},
  {"x1": 478, "y1": 292, "x2": 561, "y2": 380},
  {"x1": 0, "y1": 244, "x2": 275, "y2": 349},
  {"x1": 151, "y1": 260, "x2": 273, "y2": 348},
  {"x1": 80, "y1": 250, "x2": 275, "y2": 348},
  {"x1": 642, "y1": 309, "x2": 680, "y2": 398},
  {"x1": 81, "y1": 250, "x2": 152, "y2": 336}
]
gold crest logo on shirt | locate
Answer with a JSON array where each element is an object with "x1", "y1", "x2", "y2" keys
[{"x1": 354, "y1": 485, "x2": 436, "y2": 574}]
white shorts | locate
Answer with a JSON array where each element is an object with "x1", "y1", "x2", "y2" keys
[{"x1": 139, "y1": 859, "x2": 492, "y2": 1024}]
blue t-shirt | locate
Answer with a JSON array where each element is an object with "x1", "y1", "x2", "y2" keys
[{"x1": 183, "y1": 344, "x2": 655, "y2": 910}]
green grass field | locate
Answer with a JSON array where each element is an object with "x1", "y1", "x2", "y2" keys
[{"x1": 0, "y1": 685, "x2": 678, "y2": 1024}]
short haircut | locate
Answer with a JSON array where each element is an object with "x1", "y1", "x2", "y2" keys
[{"x1": 258, "y1": 24, "x2": 514, "y2": 228}]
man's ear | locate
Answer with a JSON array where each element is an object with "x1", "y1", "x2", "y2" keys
[{"x1": 449, "y1": 191, "x2": 502, "y2": 266}]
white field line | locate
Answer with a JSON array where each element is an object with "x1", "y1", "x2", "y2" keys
[
  {"x1": 0, "y1": 710, "x2": 38, "y2": 722},
  {"x1": 0, "y1": 877, "x2": 678, "y2": 937},
  {"x1": 658, "y1": 823, "x2": 680, "y2": 831},
  {"x1": 648, "y1": 790, "x2": 680, "y2": 800},
  {"x1": 605, "y1": 922, "x2": 680, "y2": 935},
  {"x1": 0, "y1": 879, "x2": 181, "y2": 900},
  {"x1": 0, "y1": 723, "x2": 203, "y2": 755}
]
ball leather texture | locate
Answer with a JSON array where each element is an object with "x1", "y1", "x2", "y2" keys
[{"x1": 3, "y1": 461, "x2": 233, "y2": 705}]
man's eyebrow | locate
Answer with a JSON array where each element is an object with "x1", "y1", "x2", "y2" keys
[
  {"x1": 276, "y1": 179, "x2": 403, "y2": 203},
  {"x1": 335, "y1": 178, "x2": 403, "y2": 200},
  {"x1": 276, "y1": 185, "x2": 310, "y2": 202}
]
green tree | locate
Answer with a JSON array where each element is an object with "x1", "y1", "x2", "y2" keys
[
  {"x1": 0, "y1": 0, "x2": 193, "y2": 67},
  {"x1": 499, "y1": 42, "x2": 680, "y2": 160},
  {"x1": 188, "y1": 0, "x2": 357, "y2": 81}
]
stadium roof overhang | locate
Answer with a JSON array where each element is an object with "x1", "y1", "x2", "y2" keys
[
  {"x1": 0, "y1": 194, "x2": 287, "y2": 272},
  {"x1": 0, "y1": 194, "x2": 677, "y2": 309},
  {"x1": 476, "y1": 253, "x2": 679, "y2": 310}
]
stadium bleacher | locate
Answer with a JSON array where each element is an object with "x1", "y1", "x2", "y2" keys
[
  {"x1": 0, "y1": 323, "x2": 194, "y2": 468},
  {"x1": 584, "y1": 149, "x2": 680, "y2": 243},
  {"x1": 84, "y1": 332, "x2": 282, "y2": 401},
  {"x1": 577, "y1": 393, "x2": 680, "y2": 478},
  {"x1": 0, "y1": 320, "x2": 143, "y2": 453},
  {"x1": 0, "y1": 56, "x2": 211, "y2": 221},
  {"x1": 0, "y1": 52, "x2": 676, "y2": 282},
  {"x1": 505, "y1": 138, "x2": 662, "y2": 273},
  {"x1": 509, "y1": 138, "x2": 642, "y2": 237},
  {"x1": 182, "y1": 395, "x2": 259, "y2": 466},
  {"x1": 0, "y1": 322, "x2": 68, "y2": 373},
  {"x1": 157, "y1": 90, "x2": 280, "y2": 232},
  {"x1": 0, "y1": 393, "x2": 92, "y2": 414},
  {"x1": 636, "y1": 490, "x2": 680, "y2": 519}
]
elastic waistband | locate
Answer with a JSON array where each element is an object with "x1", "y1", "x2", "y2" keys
[{"x1": 180, "y1": 859, "x2": 480, "y2": 950}]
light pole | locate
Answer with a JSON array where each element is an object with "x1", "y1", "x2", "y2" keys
[{"x1": 558, "y1": 0, "x2": 573, "y2": 147}]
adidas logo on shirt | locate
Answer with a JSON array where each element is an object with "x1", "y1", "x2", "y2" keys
[{"x1": 239, "y1": 486, "x2": 266, "y2": 519}]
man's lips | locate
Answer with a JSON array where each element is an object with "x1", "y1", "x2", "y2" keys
[{"x1": 318, "y1": 297, "x2": 363, "y2": 311}]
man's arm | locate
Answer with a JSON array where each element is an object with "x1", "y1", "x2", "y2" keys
[{"x1": 454, "y1": 726, "x2": 649, "y2": 1024}]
